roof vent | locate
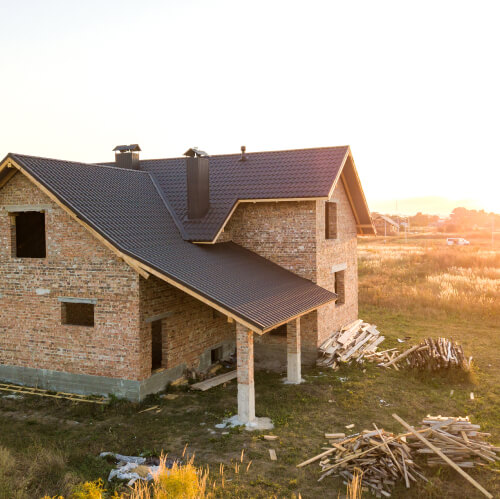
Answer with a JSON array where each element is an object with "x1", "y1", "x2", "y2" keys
[
  {"x1": 113, "y1": 144, "x2": 141, "y2": 170},
  {"x1": 239, "y1": 145, "x2": 247, "y2": 162},
  {"x1": 184, "y1": 147, "x2": 210, "y2": 219}
]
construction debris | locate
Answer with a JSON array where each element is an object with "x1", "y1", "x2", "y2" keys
[
  {"x1": 191, "y1": 370, "x2": 237, "y2": 391},
  {"x1": 317, "y1": 320, "x2": 385, "y2": 368},
  {"x1": 394, "y1": 414, "x2": 495, "y2": 498},
  {"x1": 407, "y1": 415, "x2": 499, "y2": 470},
  {"x1": 297, "y1": 415, "x2": 497, "y2": 498},
  {"x1": 0, "y1": 382, "x2": 107, "y2": 404},
  {"x1": 379, "y1": 338, "x2": 472, "y2": 371}
]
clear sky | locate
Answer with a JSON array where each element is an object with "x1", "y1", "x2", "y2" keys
[{"x1": 0, "y1": 0, "x2": 498, "y2": 213}]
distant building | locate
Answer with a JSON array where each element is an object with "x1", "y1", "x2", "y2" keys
[{"x1": 372, "y1": 214, "x2": 400, "y2": 236}]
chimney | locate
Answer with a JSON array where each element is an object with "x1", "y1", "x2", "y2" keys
[
  {"x1": 113, "y1": 144, "x2": 141, "y2": 170},
  {"x1": 184, "y1": 147, "x2": 210, "y2": 219}
]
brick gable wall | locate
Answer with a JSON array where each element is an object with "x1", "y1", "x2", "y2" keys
[{"x1": 0, "y1": 172, "x2": 142, "y2": 380}]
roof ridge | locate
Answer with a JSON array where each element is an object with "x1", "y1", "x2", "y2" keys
[
  {"x1": 136, "y1": 145, "x2": 350, "y2": 163},
  {"x1": 9, "y1": 153, "x2": 150, "y2": 174}
]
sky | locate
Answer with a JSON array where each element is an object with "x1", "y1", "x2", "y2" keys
[{"x1": 0, "y1": 0, "x2": 498, "y2": 214}]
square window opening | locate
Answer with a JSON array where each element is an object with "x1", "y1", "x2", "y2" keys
[
  {"x1": 334, "y1": 270, "x2": 345, "y2": 306},
  {"x1": 211, "y1": 346, "x2": 223, "y2": 364},
  {"x1": 61, "y1": 302, "x2": 95, "y2": 327},
  {"x1": 13, "y1": 211, "x2": 46, "y2": 258}
]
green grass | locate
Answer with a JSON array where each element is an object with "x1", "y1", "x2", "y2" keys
[{"x1": 0, "y1": 235, "x2": 499, "y2": 498}]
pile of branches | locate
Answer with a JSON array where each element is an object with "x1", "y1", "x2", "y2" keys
[{"x1": 377, "y1": 338, "x2": 472, "y2": 371}]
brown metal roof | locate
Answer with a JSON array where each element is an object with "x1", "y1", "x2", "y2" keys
[
  {"x1": 137, "y1": 146, "x2": 352, "y2": 241},
  {"x1": 1, "y1": 153, "x2": 337, "y2": 332}
]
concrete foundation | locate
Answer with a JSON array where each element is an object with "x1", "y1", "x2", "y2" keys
[
  {"x1": 0, "y1": 362, "x2": 186, "y2": 402},
  {"x1": 237, "y1": 382, "x2": 255, "y2": 423},
  {"x1": 285, "y1": 352, "x2": 303, "y2": 384}
]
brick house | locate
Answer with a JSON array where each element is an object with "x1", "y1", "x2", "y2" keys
[{"x1": 0, "y1": 145, "x2": 373, "y2": 425}]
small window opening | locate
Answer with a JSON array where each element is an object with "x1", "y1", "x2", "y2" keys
[
  {"x1": 334, "y1": 270, "x2": 345, "y2": 306},
  {"x1": 325, "y1": 202, "x2": 338, "y2": 239},
  {"x1": 211, "y1": 346, "x2": 223, "y2": 364},
  {"x1": 270, "y1": 324, "x2": 287, "y2": 336},
  {"x1": 61, "y1": 302, "x2": 95, "y2": 327},
  {"x1": 151, "y1": 319, "x2": 163, "y2": 371},
  {"x1": 13, "y1": 211, "x2": 46, "y2": 258}
]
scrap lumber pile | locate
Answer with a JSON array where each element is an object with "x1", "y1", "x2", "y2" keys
[
  {"x1": 317, "y1": 320, "x2": 385, "y2": 369},
  {"x1": 297, "y1": 415, "x2": 498, "y2": 498},
  {"x1": 408, "y1": 415, "x2": 500, "y2": 469},
  {"x1": 298, "y1": 428, "x2": 424, "y2": 497},
  {"x1": 379, "y1": 338, "x2": 471, "y2": 371}
]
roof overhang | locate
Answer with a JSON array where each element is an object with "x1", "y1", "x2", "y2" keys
[{"x1": 0, "y1": 154, "x2": 336, "y2": 335}]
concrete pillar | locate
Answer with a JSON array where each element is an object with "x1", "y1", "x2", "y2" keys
[
  {"x1": 236, "y1": 323, "x2": 255, "y2": 423},
  {"x1": 287, "y1": 318, "x2": 302, "y2": 383}
]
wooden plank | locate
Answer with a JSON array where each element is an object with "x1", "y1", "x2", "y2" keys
[
  {"x1": 392, "y1": 414, "x2": 493, "y2": 499},
  {"x1": 190, "y1": 370, "x2": 237, "y2": 391},
  {"x1": 382, "y1": 345, "x2": 425, "y2": 367},
  {"x1": 269, "y1": 449, "x2": 277, "y2": 461}
]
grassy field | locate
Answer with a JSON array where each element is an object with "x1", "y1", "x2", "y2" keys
[{"x1": 0, "y1": 234, "x2": 499, "y2": 498}]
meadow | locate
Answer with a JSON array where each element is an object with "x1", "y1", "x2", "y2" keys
[{"x1": 0, "y1": 233, "x2": 498, "y2": 498}]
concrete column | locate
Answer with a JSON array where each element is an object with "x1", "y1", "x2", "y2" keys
[
  {"x1": 236, "y1": 323, "x2": 255, "y2": 423},
  {"x1": 286, "y1": 318, "x2": 302, "y2": 383}
]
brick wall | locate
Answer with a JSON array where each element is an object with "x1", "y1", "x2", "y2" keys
[
  {"x1": 0, "y1": 172, "x2": 142, "y2": 380},
  {"x1": 316, "y1": 179, "x2": 358, "y2": 344},
  {"x1": 220, "y1": 201, "x2": 317, "y2": 281},
  {"x1": 138, "y1": 275, "x2": 234, "y2": 378}
]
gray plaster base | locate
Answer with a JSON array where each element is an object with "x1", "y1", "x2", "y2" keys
[{"x1": 0, "y1": 363, "x2": 186, "y2": 402}]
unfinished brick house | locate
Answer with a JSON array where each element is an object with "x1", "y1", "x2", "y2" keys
[{"x1": 0, "y1": 145, "x2": 373, "y2": 424}]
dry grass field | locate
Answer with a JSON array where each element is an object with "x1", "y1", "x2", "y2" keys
[{"x1": 0, "y1": 234, "x2": 499, "y2": 498}]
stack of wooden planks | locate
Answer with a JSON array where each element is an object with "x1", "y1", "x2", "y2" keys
[
  {"x1": 317, "y1": 320, "x2": 385, "y2": 369},
  {"x1": 298, "y1": 427, "x2": 425, "y2": 497},
  {"x1": 297, "y1": 415, "x2": 497, "y2": 498},
  {"x1": 408, "y1": 415, "x2": 499, "y2": 469},
  {"x1": 379, "y1": 338, "x2": 471, "y2": 371}
]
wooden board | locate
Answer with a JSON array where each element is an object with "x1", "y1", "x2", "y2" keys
[{"x1": 190, "y1": 371, "x2": 237, "y2": 391}]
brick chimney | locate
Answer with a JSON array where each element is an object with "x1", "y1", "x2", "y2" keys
[{"x1": 113, "y1": 144, "x2": 141, "y2": 170}]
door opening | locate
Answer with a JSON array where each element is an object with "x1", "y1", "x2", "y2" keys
[{"x1": 151, "y1": 319, "x2": 163, "y2": 371}]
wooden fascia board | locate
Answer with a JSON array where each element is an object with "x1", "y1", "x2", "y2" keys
[
  {"x1": 344, "y1": 148, "x2": 375, "y2": 235},
  {"x1": 341, "y1": 173, "x2": 362, "y2": 234},
  {"x1": 0, "y1": 158, "x2": 265, "y2": 334},
  {"x1": 327, "y1": 148, "x2": 350, "y2": 200}
]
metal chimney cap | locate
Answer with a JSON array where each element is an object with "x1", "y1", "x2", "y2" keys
[
  {"x1": 113, "y1": 144, "x2": 141, "y2": 152},
  {"x1": 184, "y1": 147, "x2": 208, "y2": 158}
]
